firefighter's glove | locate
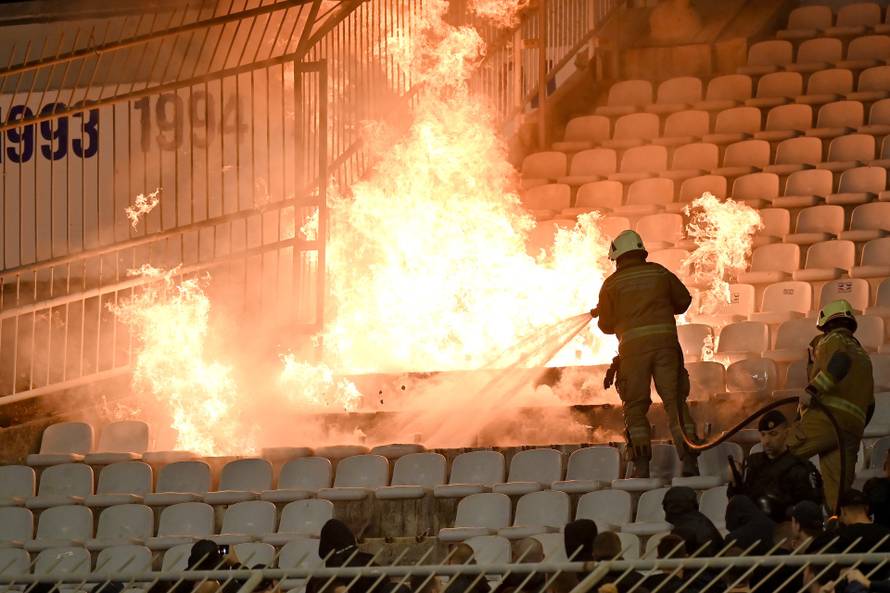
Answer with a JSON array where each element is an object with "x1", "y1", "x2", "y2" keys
[
  {"x1": 590, "y1": 307, "x2": 599, "y2": 318},
  {"x1": 603, "y1": 356, "x2": 620, "y2": 390}
]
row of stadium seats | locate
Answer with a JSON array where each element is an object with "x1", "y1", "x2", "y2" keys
[
  {"x1": 557, "y1": 100, "x2": 890, "y2": 154},
  {"x1": 779, "y1": 3, "x2": 890, "y2": 41}
]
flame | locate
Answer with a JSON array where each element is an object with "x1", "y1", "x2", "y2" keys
[
  {"x1": 683, "y1": 193, "x2": 763, "y2": 316},
  {"x1": 279, "y1": 354, "x2": 361, "y2": 412},
  {"x1": 469, "y1": 0, "x2": 530, "y2": 28},
  {"x1": 125, "y1": 188, "x2": 161, "y2": 230},
  {"x1": 110, "y1": 265, "x2": 255, "y2": 456}
]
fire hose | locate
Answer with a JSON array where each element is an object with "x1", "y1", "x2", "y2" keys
[{"x1": 586, "y1": 308, "x2": 848, "y2": 516}]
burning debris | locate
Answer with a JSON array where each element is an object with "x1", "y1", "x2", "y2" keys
[{"x1": 125, "y1": 188, "x2": 162, "y2": 230}]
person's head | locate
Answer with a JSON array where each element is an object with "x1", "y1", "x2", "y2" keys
[
  {"x1": 564, "y1": 519, "x2": 598, "y2": 561},
  {"x1": 592, "y1": 531, "x2": 623, "y2": 561},
  {"x1": 758, "y1": 410, "x2": 789, "y2": 459},
  {"x1": 609, "y1": 230, "x2": 647, "y2": 264},
  {"x1": 657, "y1": 534, "x2": 688, "y2": 559},
  {"x1": 791, "y1": 501, "x2": 824, "y2": 541},
  {"x1": 188, "y1": 539, "x2": 227, "y2": 570},
  {"x1": 817, "y1": 300, "x2": 857, "y2": 334},
  {"x1": 319, "y1": 519, "x2": 357, "y2": 562},
  {"x1": 449, "y1": 543, "x2": 476, "y2": 565},
  {"x1": 663, "y1": 486, "x2": 698, "y2": 521},
  {"x1": 839, "y1": 489, "x2": 872, "y2": 525},
  {"x1": 512, "y1": 538, "x2": 544, "y2": 563}
]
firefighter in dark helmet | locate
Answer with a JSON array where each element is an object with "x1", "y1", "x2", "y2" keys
[{"x1": 596, "y1": 230, "x2": 700, "y2": 478}]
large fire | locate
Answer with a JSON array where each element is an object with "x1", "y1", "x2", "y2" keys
[{"x1": 110, "y1": 0, "x2": 763, "y2": 454}]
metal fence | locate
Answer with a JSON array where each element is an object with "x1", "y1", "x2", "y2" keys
[
  {"x1": 0, "y1": 0, "x2": 625, "y2": 402},
  {"x1": 1, "y1": 536, "x2": 889, "y2": 593}
]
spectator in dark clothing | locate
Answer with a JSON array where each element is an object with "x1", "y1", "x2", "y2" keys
[
  {"x1": 591, "y1": 532, "x2": 648, "y2": 593},
  {"x1": 309, "y1": 519, "x2": 405, "y2": 593},
  {"x1": 832, "y1": 490, "x2": 890, "y2": 580},
  {"x1": 725, "y1": 495, "x2": 777, "y2": 554},
  {"x1": 564, "y1": 519, "x2": 598, "y2": 560},
  {"x1": 863, "y1": 475, "x2": 890, "y2": 529},
  {"x1": 791, "y1": 501, "x2": 825, "y2": 550},
  {"x1": 845, "y1": 568, "x2": 890, "y2": 593},
  {"x1": 500, "y1": 538, "x2": 548, "y2": 593},
  {"x1": 640, "y1": 534, "x2": 706, "y2": 593},
  {"x1": 663, "y1": 487, "x2": 724, "y2": 556}
]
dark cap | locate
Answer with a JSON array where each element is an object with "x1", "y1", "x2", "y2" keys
[
  {"x1": 790, "y1": 501, "x2": 824, "y2": 532},
  {"x1": 758, "y1": 410, "x2": 788, "y2": 432},
  {"x1": 839, "y1": 489, "x2": 870, "y2": 508}
]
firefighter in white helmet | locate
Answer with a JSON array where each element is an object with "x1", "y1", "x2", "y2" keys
[
  {"x1": 596, "y1": 230, "x2": 700, "y2": 478},
  {"x1": 788, "y1": 299, "x2": 874, "y2": 510}
]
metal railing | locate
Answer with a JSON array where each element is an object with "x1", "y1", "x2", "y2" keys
[{"x1": 1, "y1": 536, "x2": 888, "y2": 593}]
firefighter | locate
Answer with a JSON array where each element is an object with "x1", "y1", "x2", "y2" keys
[
  {"x1": 596, "y1": 230, "x2": 699, "y2": 478},
  {"x1": 788, "y1": 299, "x2": 874, "y2": 511}
]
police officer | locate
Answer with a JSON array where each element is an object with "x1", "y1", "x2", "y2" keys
[
  {"x1": 728, "y1": 410, "x2": 822, "y2": 522},
  {"x1": 597, "y1": 230, "x2": 699, "y2": 478},
  {"x1": 788, "y1": 299, "x2": 874, "y2": 511}
]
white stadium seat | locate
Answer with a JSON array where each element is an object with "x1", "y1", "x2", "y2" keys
[
  {"x1": 144, "y1": 460, "x2": 211, "y2": 506},
  {"x1": 493, "y1": 448, "x2": 563, "y2": 496},
  {"x1": 434, "y1": 450, "x2": 505, "y2": 498},
  {"x1": 27, "y1": 422, "x2": 93, "y2": 467},
  {"x1": 438, "y1": 493, "x2": 512, "y2": 542},
  {"x1": 204, "y1": 458, "x2": 273, "y2": 505},
  {"x1": 263, "y1": 499, "x2": 334, "y2": 545},
  {"x1": 376, "y1": 452, "x2": 447, "y2": 499},
  {"x1": 261, "y1": 457, "x2": 332, "y2": 503},
  {"x1": 317, "y1": 454, "x2": 389, "y2": 501},
  {"x1": 84, "y1": 420, "x2": 149, "y2": 464}
]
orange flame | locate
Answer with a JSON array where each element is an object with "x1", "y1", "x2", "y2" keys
[{"x1": 125, "y1": 189, "x2": 161, "y2": 230}]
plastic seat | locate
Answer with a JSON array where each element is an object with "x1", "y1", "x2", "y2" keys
[
  {"x1": 820, "y1": 279, "x2": 870, "y2": 313},
  {"x1": 552, "y1": 446, "x2": 620, "y2": 493},
  {"x1": 26, "y1": 463, "x2": 93, "y2": 510},
  {"x1": 838, "y1": 35, "x2": 890, "y2": 71},
  {"x1": 434, "y1": 450, "x2": 505, "y2": 498},
  {"x1": 787, "y1": 37, "x2": 843, "y2": 72},
  {"x1": 262, "y1": 499, "x2": 333, "y2": 545},
  {"x1": 855, "y1": 238, "x2": 890, "y2": 279},
  {"x1": 662, "y1": 142, "x2": 718, "y2": 183},
  {"x1": 860, "y1": 98, "x2": 890, "y2": 136},
  {"x1": 0, "y1": 507, "x2": 33, "y2": 548},
  {"x1": 695, "y1": 74, "x2": 752, "y2": 111},
  {"x1": 828, "y1": 166, "x2": 884, "y2": 206},
  {"x1": 672, "y1": 175, "x2": 726, "y2": 213},
  {"x1": 86, "y1": 504, "x2": 153, "y2": 550},
  {"x1": 595, "y1": 79, "x2": 653, "y2": 116},
  {"x1": 529, "y1": 219, "x2": 574, "y2": 257},
  {"x1": 0, "y1": 466, "x2": 35, "y2": 507},
  {"x1": 775, "y1": 168, "x2": 833, "y2": 208},
  {"x1": 655, "y1": 110, "x2": 710, "y2": 147},
  {"x1": 793, "y1": 240, "x2": 855, "y2": 281},
  {"x1": 276, "y1": 537, "x2": 323, "y2": 591},
  {"x1": 745, "y1": 72, "x2": 803, "y2": 109},
  {"x1": 703, "y1": 106, "x2": 760, "y2": 145},
  {"x1": 785, "y1": 360, "x2": 809, "y2": 389},
  {"x1": 27, "y1": 422, "x2": 93, "y2": 467},
  {"x1": 85, "y1": 462, "x2": 152, "y2": 508},
  {"x1": 738, "y1": 40, "x2": 793, "y2": 75},
  {"x1": 26, "y1": 505, "x2": 92, "y2": 552},
  {"x1": 558, "y1": 148, "x2": 617, "y2": 187},
  {"x1": 438, "y1": 493, "x2": 512, "y2": 542},
  {"x1": 317, "y1": 454, "x2": 389, "y2": 501},
  {"x1": 809, "y1": 100, "x2": 864, "y2": 140},
  {"x1": 203, "y1": 458, "x2": 272, "y2": 505},
  {"x1": 314, "y1": 445, "x2": 369, "y2": 460},
  {"x1": 608, "y1": 145, "x2": 668, "y2": 184},
  {"x1": 778, "y1": 6, "x2": 833, "y2": 40},
  {"x1": 819, "y1": 134, "x2": 876, "y2": 173},
  {"x1": 687, "y1": 361, "x2": 726, "y2": 401},
  {"x1": 711, "y1": 139, "x2": 770, "y2": 178},
  {"x1": 716, "y1": 321, "x2": 770, "y2": 359},
  {"x1": 635, "y1": 213, "x2": 684, "y2": 250},
  {"x1": 601, "y1": 218, "x2": 633, "y2": 241},
  {"x1": 576, "y1": 489, "x2": 632, "y2": 531},
  {"x1": 700, "y1": 485, "x2": 729, "y2": 531},
  {"x1": 492, "y1": 448, "x2": 562, "y2": 496},
  {"x1": 376, "y1": 452, "x2": 447, "y2": 499},
  {"x1": 94, "y1": 544, "x2": 152, "y2": 576},
  {"x1": 766, "y1": 318, "x2": 821, "y2": 363},
  {"x1": 621, "y1": 487, "x2": 672, "y2": 535},
  {"x1": 872, "y1": 134, "x2": 890, "y2": 168},
  {"x1": 562, "y1": 180, "x2": 623, "y2": 217},
  {"x1": 673, "y1": 443, "x2": 743, "y2": 489},
  {"x1": 521, "y1": 183, "x2": 571, "y2": 219},
  {"x1": 857, "y1": 315, "x2": 885, "y2": 352},
  {"x1": 724, "y1": 358, "x2": 780, "y2": 394},
  {"x1": 646, "y1": 77, "x2": 703, "y2": 115},
  {"x1": 827, "y1": 3, "x2": 882, "y2": 37},
  {"x1": 233, "y1": 542, "x2": 275, "y2": 568},
  {"x1": 552, "y1": 115, "x2": 611, "y2": 152},
  {"x1": 498, "y1": 491, "x2": 570, "y2": 540},
  {"x1": 611, "y1": 178, "x2": 674, "y2": 217},
  {"x1": 143, "y1": 460, "x2": 211, "y2": 506},
  {"x1": 796, "y1": 69, "x2": 854, "y2": 106},
  {"x1": 849, "y1": 65, "x2": 890, "y2": 102},
  {"x1": 521, "y1": 151, "x2": 567, "y2": 185},
  {"x1": 858, "y1": 436, "x2": 890, "y2": 478},
  {"x1": 678, "y1": 324, "x2": 712, "y2": 363},
  {"x1": 146, "y1": 502, "x2": 214, "y2": 550},
  {"x1": 842, "y1": 203, "x2": 890, "y2": 245},
  {"x1": 873, "y1": 354, "x2": 890, "y2": 391},
  {"x1": 756, "y1": 104, "x2": 812, "y2": 142},
  {"x1": 260, "y1": 457, "x2": 332, "y2": 503},
  {"x1": 466, "y1": 534, "x2": 512, "y2": 565},
  {"x1": 161, "y1": 543, "x2": 193, "y2": 572},
  {"x1": 756, "y1": 208, "x2": 791, "y2": 246},
  {"x1": 34, "y1": 546, "x2": 90, "y2": 582},
  {"x1": 613, "y1": 444, "x2": 682, "y2": 492},
  {"x1": 737, "y1": 243, "x2": 800, "y2": 284},
  {"x1": 212, "y1": 501, "x2": 276, "y2": 546},
  {"x1": 370, "y1": 443, "x2": 428, "y2": 460},
  {"x1": 732, "y1": 173, "x2": 779, "y2": 209},
  {"x1": 764, "y1": 137, "x2": 822, "y2": 176},
  {"x1": 602, "y1": 113, "x2": 660, "y2": 150},
  {"x1": 693, "y1": 283, "x2": 756, "y2": 325},
  {"x1": 0, "y1": 548, "x2": 29, "y2": 579},
  {"x1": 868, "y1": 277, "x2": 890, "y2": 316},
  {"x1": 785, "y1": 205, "x2": 844, "y2": 246},
  {"x1": 84, "y1": 421, "x2": 149, "y2": 464},
  {"x1": 648, "y1": 249, "x2": 691, "y2": 278}
]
